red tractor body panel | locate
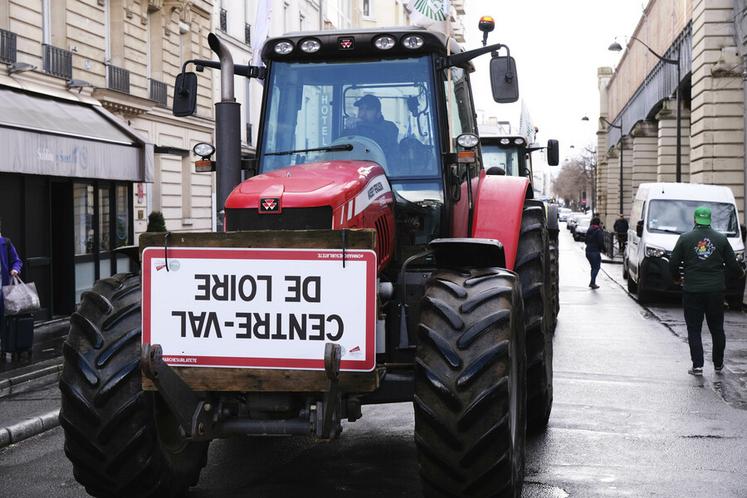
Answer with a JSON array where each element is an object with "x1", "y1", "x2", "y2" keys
[
  {"x1": 225, "y1": 161, "x2": 395, "y2": 270},
  {"x1": 471, "y1": 175, "x2": 531, "y2": 270}
]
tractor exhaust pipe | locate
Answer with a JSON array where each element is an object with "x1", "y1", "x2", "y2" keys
[{"x1": 208, "y1": 33, "x2": 241, "y2": 232}]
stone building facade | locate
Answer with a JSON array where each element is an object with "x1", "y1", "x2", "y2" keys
[
  {"x1": 596, "y1": 0, "x2": 747, "y2": 227},
  {"x1": 0, "y1": 0, "x2": 214, "y2": 317}
]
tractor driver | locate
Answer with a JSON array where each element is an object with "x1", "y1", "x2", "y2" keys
[{"x1": 345, "y1": 94, "x2": 399, "y2": 164}]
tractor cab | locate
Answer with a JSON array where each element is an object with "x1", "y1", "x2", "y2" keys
[
  {"x1": 221, "y1": 27, "x2": 519, "y2": 270},
  {"x1": 480, "y1": 135, "x2": 559, "y2": 185}
]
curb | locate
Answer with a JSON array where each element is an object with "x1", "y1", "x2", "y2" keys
[
  {"x1": 0, "y1": 409, "x2": 60, "y2": 449},
  {"x1": 0, "y1": 362, "x2": 63, "y2": 399}
]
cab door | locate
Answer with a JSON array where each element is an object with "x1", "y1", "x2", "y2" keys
[{"x1": 442, "y1": 66, "x2": 480, "y2": 237}]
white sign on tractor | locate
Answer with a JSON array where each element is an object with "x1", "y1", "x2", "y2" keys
[{"x1": 142, "y1": 247, "x2": 377, "y2": 371}]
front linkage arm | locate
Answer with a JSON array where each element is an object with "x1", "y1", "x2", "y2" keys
[{"x1": 141, "y1": 344, "x2": 216, "y2": 441}]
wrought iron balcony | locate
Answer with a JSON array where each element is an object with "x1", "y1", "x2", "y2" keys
[
  {"x1": 150, "y1": 78, "x2": 167, "y2": 107},
  {"x1": 0, "y1": 28, "x2": 17, "y2": 64},
  {"x1": 245, "y1": 23, "x2": 251, "y2": 45},
  {"x1": 42, "y1": 44, "x2": 72, "y2": 79},
  {"x1": 107, "y1": 64, "x2": 130, "y2": 93}
]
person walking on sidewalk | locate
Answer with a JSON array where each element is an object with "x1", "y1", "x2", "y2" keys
[
  {"x1": 585, "y1": 216, "x2": 605, "y2": 289},
  {"x1": 613, "y1": 214, "x2": 629, "y2": 254},
  {"x1": 668, "y1": 206, "x2": 745, "y2": 376},
  {"x1": 0, "y1": 227, "x2": 23, "y2": 344}
]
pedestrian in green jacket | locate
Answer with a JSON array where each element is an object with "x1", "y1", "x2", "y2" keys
[{"x1": 668, "y1": 206, "x2": 745, "y2": 376}]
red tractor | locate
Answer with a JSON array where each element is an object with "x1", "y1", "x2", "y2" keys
[
  {"x1": 480, "y1": 134, "x2": 561, "y2": 332},
  {"x1": 59, "y1": 20, "x2": 554, "y2": 498}
]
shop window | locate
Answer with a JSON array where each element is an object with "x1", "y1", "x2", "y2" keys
[
  {"x1": 115, "y1": 185, "x2": 130, "y2": 248},
  {"x1": 73, "y1": 184, "x2": 94, "y2": 255},
  {"x1": 74, "y1": 182, "x2": 132, "y2": 302}
]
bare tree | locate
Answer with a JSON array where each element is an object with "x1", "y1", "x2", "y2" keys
[{"x1": 552, "y1": 154, "x2": 594, "y2": 209}]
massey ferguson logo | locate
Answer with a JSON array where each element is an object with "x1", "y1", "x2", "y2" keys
[
  {"x1": 259, "y1": 197, "x2": 281, "y2": 214},
  {"x1": 338, "y1": 37, "x2": 354, "y2": 50}
]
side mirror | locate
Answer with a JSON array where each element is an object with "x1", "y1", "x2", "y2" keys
[
  {"x1": 173, "y1": 72, "x2": 198, "y2": 117},
  {"x1": 546, "y1": 139, "x2": 559, "y2": 166},
  {"x1": 489, "y1": 56, "x2": 519, "y2": 103},
  {"x1": 636, "y1": 220, "x2": 643, "y2": 238}
]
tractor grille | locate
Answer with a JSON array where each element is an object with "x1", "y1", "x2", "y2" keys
[{"x1": 226, "y1": 207, "x2": 333, "y2": 231}]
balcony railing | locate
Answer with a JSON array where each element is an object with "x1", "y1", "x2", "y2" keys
[
  {"x1": 220, "y1": 8, "x2": 227, "y2": 31},
  {"x1": 107, "y1": 64, "x2": 130, "y2": 93},
  {"x1": 0, "y1": 28, "x2": 17, "y2": 64},
  {"x1": 150, "y1": 78, "x2": 167, "y2": 107},
  {"x1": 42, "y1": 44, "x2": 72, "y2": 79},
  {"x1": 246, "y1": 123, "x2": 253, "y2": 145},
  {"x1": 245, "y1": 23, "x2": 251, "y2": 45}
]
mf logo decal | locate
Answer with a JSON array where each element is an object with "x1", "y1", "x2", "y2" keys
[
  {"x1": 259, "y1": 197, "x2": 281, "y2": 214},
  {"x1": 338, "y1": 37, "x2": 354, "y2": 50}
]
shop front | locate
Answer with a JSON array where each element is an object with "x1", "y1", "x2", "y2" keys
[{"x1": 0, "y1": 87, "x2": 153, "y2": 320}]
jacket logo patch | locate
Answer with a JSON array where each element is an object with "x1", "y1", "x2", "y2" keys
[
  {"x1": 259, "y1": 198, "x2": 281, "y2": 213},
  {"x1": 694, "y1": 238, "x2": 715, "y2": 260}
]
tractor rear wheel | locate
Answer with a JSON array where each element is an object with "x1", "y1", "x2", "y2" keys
[
  {"x1": 516, "y1": 201, "x2": 553, "y2": 433},
  {"x1": 59, "y1": 273, "x2": 208, "y2": 498},
  {"x1": 415, "y1": 268, "x2": 526, "y2": 498}
]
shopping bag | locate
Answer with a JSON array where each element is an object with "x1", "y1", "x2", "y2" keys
[{"x1": 2, "y1": 276, "x2": 41, "y2": 315}]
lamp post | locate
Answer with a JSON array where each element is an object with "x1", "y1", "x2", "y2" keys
[{"x1": 609, "y1": 37, "x2": 682, "y2": 182}]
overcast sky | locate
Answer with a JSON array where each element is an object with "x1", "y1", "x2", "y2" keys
[{"x1": 461, "y1": 0, "x2": 646, "y2": 163}]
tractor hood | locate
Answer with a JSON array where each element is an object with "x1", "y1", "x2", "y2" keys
[{"x1": 225, "y1": 160, "x2": 388, "y2": 211}]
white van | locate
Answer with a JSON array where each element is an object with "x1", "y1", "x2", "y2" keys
[{"x1": 623, "y1": 182, "x2": 746, "y2": 305}]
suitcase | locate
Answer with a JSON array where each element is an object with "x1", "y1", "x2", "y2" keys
[{"x1": 1, "y1": 313, "x2": 34, "y2": 357}]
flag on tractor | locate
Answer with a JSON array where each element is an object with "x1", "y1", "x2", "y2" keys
[
  {"x1": 251, "y1": 0, "x2": 273, "y2": 66},
  {"x1": 406, "y1": 0, "x2": 451, "y2": 34}
]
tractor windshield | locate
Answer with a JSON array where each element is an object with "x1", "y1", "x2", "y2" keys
[
  {"x1": 481, "y1": 144, "x2": 521, "y2": 177},
  {"x1": 259, "y1": 57, "x2": 440, "y2": 182}
]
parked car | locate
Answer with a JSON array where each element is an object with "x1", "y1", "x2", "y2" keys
[
  {"x1": 573, "y1": 215, "x2": 593, "y2": 241},
  {"x1": 559, "y1": 207, "x2": 572, "y2": 222},
  {"x1": 624, "y1": 182, "x2": 746, "y2": 305},
  {"x1": 567, "y1": 212, "x2": 583, "y2": 232}
]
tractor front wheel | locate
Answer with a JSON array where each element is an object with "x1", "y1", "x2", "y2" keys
[
  {"x1": 59, "y1": 273, "x2": 208, "y2": 498},
  {"x1": 415, "y1": 268, "x2": 526, "y2": 498}
]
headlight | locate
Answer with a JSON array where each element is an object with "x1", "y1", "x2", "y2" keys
[
  {"x1": 193, "y1": 142, "x2": 215, "y2": 158},
  {"x1": 373, "y1": 35, "x2": 396, "y2": 50},
  {"x1": 402, "y1": 34, "x2": 424, "y2": 49},
  {"x1": 736, "y1": 250, "x2": 745, "y2": 263},
  {"x1": 645, "y1": 245, "x2": 667, "y2": 258},
  {"x1": 273, "y1": 41, "x2": 294, "y2": 55},
  {"x1": 456, "y1": 133, "x2": 479, "y2": 148},
  {"x1": 299, "y1": 39, "x2": 321, "y2": 53}
]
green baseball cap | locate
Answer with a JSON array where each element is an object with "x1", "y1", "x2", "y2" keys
[{"x1": 694, "y1": 206, "x2": 711, "y2": 225}]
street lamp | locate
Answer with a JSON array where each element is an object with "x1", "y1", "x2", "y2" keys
[
  {"x1": 584, "y1": 115, "x2": 624, "y2": 215},
  {"x1": 609, "y1": 37, "x2": 682, "y2": 182}
]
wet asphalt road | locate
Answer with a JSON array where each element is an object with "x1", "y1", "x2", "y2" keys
[{"x1": 1, "y1": 227, "x2": 746, "y2": 497}]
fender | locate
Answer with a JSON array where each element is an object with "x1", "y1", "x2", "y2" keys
[{"x1": 471, "y1": 175, "x2": 531, "y2": 270}]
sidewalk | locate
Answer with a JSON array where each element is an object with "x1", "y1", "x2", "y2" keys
[
  {"x1": 0, "y1": 319, "x2": 68, "y2": 448},
  {"x1": 600, "y1": 258, "x2": 747, "y2": 410}
]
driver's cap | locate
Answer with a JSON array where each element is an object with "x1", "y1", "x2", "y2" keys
[
  {"x1": 354, "y1": 94, "x2": 381, "y2": 112},
  {"x1": 694, "y1": 206, "x2": 711, "y2": 226}
]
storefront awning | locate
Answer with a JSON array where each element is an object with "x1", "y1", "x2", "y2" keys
[{"x1": 0, "y1": 87, "x2": 153, "y2": 182}]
